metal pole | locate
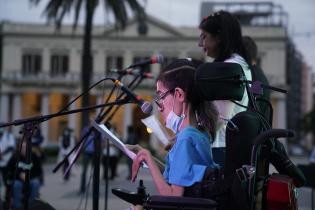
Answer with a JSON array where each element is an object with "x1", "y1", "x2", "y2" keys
[{"x1": 92, "y1": 131, "x2": 101, "y2": 210}]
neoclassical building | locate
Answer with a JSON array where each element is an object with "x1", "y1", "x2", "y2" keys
[{"x1": 0, "y1": 14, "x2": 295, "y2": 146}]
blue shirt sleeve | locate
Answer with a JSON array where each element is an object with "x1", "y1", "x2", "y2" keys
[{"x1": 163, "y1": 127, "x2": 217, "y2": 187}]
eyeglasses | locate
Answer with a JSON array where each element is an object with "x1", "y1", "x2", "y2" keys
[
  {"x1": 199, "y1": 33, "x2": 206, "y2": 40},
  {"x1": 154, "y1": 89, "x2": 175, "y2": 108},
  {"x1": 198, "y1": 33, "x2": 206, "y2": 46}
]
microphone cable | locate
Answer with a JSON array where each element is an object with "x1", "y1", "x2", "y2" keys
[{"x1": 104, "y1": 75, "x2": 147, "y2": 123}]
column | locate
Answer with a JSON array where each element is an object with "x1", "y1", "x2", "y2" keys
[
  {"x1": 274, "y1": 95, "x2": 287, "y2": 129},
  {"x1": 274, "y1": 94, "x2": 287, "y2": 149},
  {"x1": 123, "y1": 103, "x2": 132, "y2": 140},
  {"x1": 0, "y1": 93, "x2": 9, "y2": 122},
  {"x1": 103, "y1": 51, "x2": 107, "y2": 75},
  {"x1": 12, "y1": 94, "x2": 22, "y2": 136},
  {"x1": 178, "y1": 51, "x2": 188, "y2": 58},
  {"x1": 70, "y1": 48, "x2": 80, "y2": 73},
  {"x1": 41, "y1": 93, "x2": 50, "y2": 146},
  {"x1": 152, "y1": 50, "x2": 161, "y2": 77},
  {"x1": 123, "y1": 50, "x2": 133, "y2": 70},
  {"x1": 94, "y1": 50, "x2": 105, "y2": 77},
  {"x1": 96, "y1": 95, "x2": 104, "y2": 108},
  {"x1": 42, "y1": 48, "x2": 50, "y2": 74},
  {"x1": 68, "y1": 95, "x2": 77, "y2": 131},
  {"x1": 149, "y1": 103, "x2": 160, "y2": 151}
]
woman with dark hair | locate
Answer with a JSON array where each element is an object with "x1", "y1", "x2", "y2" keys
[
  {"x1": 198, "y1": 11, "x2": 252, "y2": 164},
  {"x1": 131, "y1": 59, "x2": 218, "y2": 196}
]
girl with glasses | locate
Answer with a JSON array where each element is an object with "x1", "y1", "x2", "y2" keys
[
  {"x1": 131, "y1": 59, "x2": 218, "y2": 197},
  {"x1": 198, "y1": 11, "x2": 252, "y2": 166}
]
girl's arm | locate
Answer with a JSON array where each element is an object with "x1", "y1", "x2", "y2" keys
[
  {"x1": 132, "y1": 149, "x2": 184, "y2": 196},
  {"x1": 126, "y1": 144, "x2": 165, "y2": 172}
]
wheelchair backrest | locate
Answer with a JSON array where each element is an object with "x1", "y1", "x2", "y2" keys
[{"x1": 225, "y1": 110, "x2": 265, "y2": 177}]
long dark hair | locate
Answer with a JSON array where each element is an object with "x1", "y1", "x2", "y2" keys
[
  {"x1": 199, "y1": 10, "x2": 249, "y2": 63},
  {"x1": 242, "y1": 35, "x2": 258, "y2": 63},
  {"x1": 158, "y1": 59, "x2": 218, "y2": 140}
]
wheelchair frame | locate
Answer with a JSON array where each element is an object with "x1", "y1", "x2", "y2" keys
[{"x1": 112, "y1": 62, "x2": 300, "y2": 210}]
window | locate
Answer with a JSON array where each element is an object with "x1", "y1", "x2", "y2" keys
[
  {"x1": 50, "y1": 54, "x2": 69, "y2": 77},
  {"x1": 106, "y1": 56, "x2": 123, "y2": 74},
  {"x1": 22, "y1": 53, "x2": 42, "y2": 76}
]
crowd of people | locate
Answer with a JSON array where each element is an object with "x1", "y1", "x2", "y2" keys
[{"x1": 0, "y1": 126, "x2": 45, "y2": 210}]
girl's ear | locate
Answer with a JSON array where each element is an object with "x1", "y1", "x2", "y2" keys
[{"x1": 174, "y1": 87, "x2": 185, "y2": 102}]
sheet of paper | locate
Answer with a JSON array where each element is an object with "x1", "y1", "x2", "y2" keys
[
  {"x1": 141, "y1": 115, "x2": 171, "y2": 146},
  {"x1": 92, "y1": 121, "x2": 147, "y2": 168}
]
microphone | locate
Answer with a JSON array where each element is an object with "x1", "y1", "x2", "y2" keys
[
  {"x1": 112, "y1": 79, "x2": 153, "y2": 114},
  {"x1": 111, "y1": 69, "x2": 155, "y2": 79},
  {"x1": 128, "y1": 54, "x2": 164, "y2": 69}
]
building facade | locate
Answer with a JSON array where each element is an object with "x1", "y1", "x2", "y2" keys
[{"x1": 0, "y1": 9, "x2": 305, "y2": 147}]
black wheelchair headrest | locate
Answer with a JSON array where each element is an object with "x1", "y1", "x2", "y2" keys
[{"x1": 195, "y1": 62, "x2": 245, "y2": 101}]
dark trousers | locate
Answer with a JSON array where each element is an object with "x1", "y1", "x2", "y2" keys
[
  {"x1": 62, "y1": 159, "x2": 70, "y2": 181},
  {"x1": 102, "y1": 156, "x2": 118, "y2": 180},
  {"x1": 0, "y1": 167, "x2": 10, "y2": 208},
  {"x1": 79, "y1": 153, "x2": 94, "y2": 193}
]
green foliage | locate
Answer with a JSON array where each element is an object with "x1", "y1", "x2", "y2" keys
[
  {"x1": 30, "y1": 0, "x2": 146, "y2": 30},
  {"x1": 29, "y1": 0, "x2": 146, "y2": 129}
]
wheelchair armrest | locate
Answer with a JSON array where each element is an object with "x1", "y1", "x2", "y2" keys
[
  {"x1": 112, "y1": 188, "x2": 148, "y2": 206},
  {"x1": 143, "y1": 195, "x2": 217, "y2": 210}
]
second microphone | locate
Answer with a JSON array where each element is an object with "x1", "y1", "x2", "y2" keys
[{"x1": 112, "y1": 79, "x2": 153, "y2": 114}]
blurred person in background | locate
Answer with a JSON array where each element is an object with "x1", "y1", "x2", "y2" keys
[
  {"x1": 125, "y1": 125, "x2": 139, "y2": 180},
  {"x1": 79, "y1": 120, "x2": 96, "y2": 194},
  {"x1": 7, "y1": 140, "x2": 43, "y2": 210},
  {"x1": 0, "y1": 126, "x2": 16, "y2": 204},
  {"x1": 102, "y1": 123, "x2": 120, "y2": 180},
  {"x1": 310, "y1": 146, "x2": 315, "y2": 164},
  {"x1": 57, "y1": 128, "x2": 76, "y2": 181},
  {"x1": 243, "y1": 35, "x2": 271, "y2": 120},
  {"x1": 31, "y1": 127, "x2": 45, "y2": 185},
  {"x1": 198, "y1": 10, "x2": 251, "y2": 167}
]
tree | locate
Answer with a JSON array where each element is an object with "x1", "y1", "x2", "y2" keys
[{"x1": 30, "y1": 0, "x2": 146, "y2": 129}]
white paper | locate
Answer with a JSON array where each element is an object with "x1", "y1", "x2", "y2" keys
[
  {"x1": 141, "y1": 115, "x2": 171, "y2": 146},
  {"x1": 92, "y1": 121, "x2": 148, "y2": 168}
]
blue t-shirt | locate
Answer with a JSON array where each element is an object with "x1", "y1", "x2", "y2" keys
[
  {"x1": 82, "y1": 126, "x2": 95, "y2": 154},
  {"x1": 163, "y1": 126, "x2": 218, "y2": 187}
]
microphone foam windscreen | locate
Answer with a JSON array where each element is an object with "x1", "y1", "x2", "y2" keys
[{"x1": 141, "y1": 102, "x2": 153, "y2": 114}]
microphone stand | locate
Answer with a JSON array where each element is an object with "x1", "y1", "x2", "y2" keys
[
  {"x1": 92, "y1": 74, "x2": 123, "y2": 210},
  {"x1": 0, "y1": 99, "x2": 130, "y2": 210},
  {"x1": 0, "y1": 100, "x2": 131, "y2": 129},
  {"x1": 105, "y1": 76, "x2": 145, "y2": 122},
  {"x1": 53, "y1": 73, "x2": 145, "y2": 210},
  {"x1": 99, "y1": 74, "x2": 144, "y2": 210},
  {"x1": 21, "y1": 122, "x2": 36, "y2": 210}
]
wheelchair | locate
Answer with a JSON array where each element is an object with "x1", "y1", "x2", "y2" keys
[{"x1": 112, "y1": 62, "x2": 306, "y2": 210}]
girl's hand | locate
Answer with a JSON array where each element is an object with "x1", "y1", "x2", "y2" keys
[
  {"x1": 131, "y1": 149, "x2": 152, "y2": 182},
  {"x1": 125, "y1": 144, "x2": 143, "y2": 154}
]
